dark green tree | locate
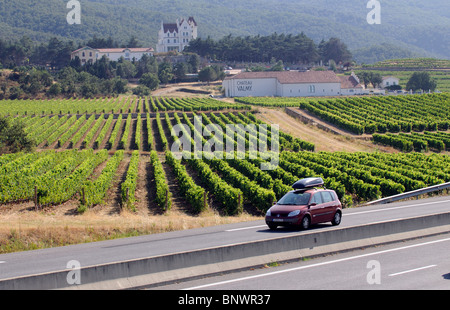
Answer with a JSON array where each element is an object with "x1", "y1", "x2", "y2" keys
[
  {"x1": 0, "y1": 117, "x2": 35, "y2": 154},
  {"x1": 198, "y1": 66, "x2": 217, "y2": 85},
  {"x1": 139, "y1": 73, "x2": 159, "y2": 90},
  {"x1": 406, "y1": 72, "x2": 437, "y2": 91}
]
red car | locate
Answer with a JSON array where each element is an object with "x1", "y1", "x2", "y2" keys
[{"x1": 265, "y1": 177, "x2": 342, "y2": 230}]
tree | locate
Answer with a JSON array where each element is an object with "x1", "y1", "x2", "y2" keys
[
  {"x1": 187, "y1": 54, "x2": 200, "y2": 73},
  {"x1": 139, "y1": 73, "x2": 159, "y2": 90},
  {"x1": 173, "y1": 62, "x2": 188, "y2": 82},
  {"x1": 132, "y1": 85, "x2": 151, "y2": 97},
  {"x1": 369, "y1": 72, "x2": 382, "y2": 88},
  {"x1": 0, "y1": 117, "x2": 35, "y2": 154},
  {"x1": 319, "y1": 37, "x2": 352, "y2": 64},
  {"x1": 198, "y1": 66, "x2": 217, "y2": 85},
  {"x1": 406, "y1": 72, "x2": 437, "y2": 91},
  {"x1": 47, "y1": 83, "x2": 62, "y2": 97},
  {"x1": 158, "y1": 62, "x2": 174, "y2": 85},
  {"x1": 357, "y1": 71, "x2": 382, "y2": 88}
]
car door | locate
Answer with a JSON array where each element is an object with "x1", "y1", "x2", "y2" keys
[
  {"x1": 308, "y1": 192, "x2": 325, "y2": 224},
  {"x1": 319, "y1": 191, "x2": 336, "y2": 222}
]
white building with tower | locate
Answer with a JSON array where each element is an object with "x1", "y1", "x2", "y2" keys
[{"x1": 156, "y1": 17, "x2": 198, "y2": 53}]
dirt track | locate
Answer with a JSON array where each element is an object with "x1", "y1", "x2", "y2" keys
[{"x1": 253, "y1": 107, "x2": 397, "y2": 153}]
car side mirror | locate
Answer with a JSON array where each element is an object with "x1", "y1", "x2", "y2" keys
[{"x1": 308, "y1": 203, "x2": 317, "y2": 208}]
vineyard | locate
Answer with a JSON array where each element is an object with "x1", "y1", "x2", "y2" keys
[
  {"x1": 373, "y1": 132, "x2": 450, "y2": 153},
  {"x1": 0, "y1": 96, "x2": 250, "y2": 117},
  {"x1": 1, "y1": 95, "x2": 449, "y2": 217},
  {"x1": 237, "y1": 93, "x2": 450, "y2": 139}
]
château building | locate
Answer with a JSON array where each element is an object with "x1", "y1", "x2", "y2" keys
[{"x1": 156, "y1": 17, "x2": 198, "y2": 53}]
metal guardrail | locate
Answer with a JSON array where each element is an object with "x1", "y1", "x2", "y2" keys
[{"x1": 364, "y1": 182, "x2": 450, "y2": 206}]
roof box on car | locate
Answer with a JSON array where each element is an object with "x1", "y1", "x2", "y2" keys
[{"x1": 292, "y1": 177, "x2": 324, "y2": 190}]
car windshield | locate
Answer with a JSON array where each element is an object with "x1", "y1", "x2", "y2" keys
[{"x1": 277, "y1": 192, "x2": 311, "y2": 205}]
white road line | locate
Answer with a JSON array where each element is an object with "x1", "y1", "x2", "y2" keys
[
  {"x1": 226, "y1": 225, "x2": 267, "y2": 232},
  {"x1": 183, "y1": 237, "x2": 450, "y2": 290},
  {"x1": 0, "y1": 262, "x2": 5, "y2": 264},
  {"x1": 345, "y1": 199, "x2": 450, "y2": 217},
  {"x1": 388, "y1": 265, "x2": 437, "y2": 277}
]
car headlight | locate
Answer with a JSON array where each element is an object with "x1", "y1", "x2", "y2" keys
[
  {"x1": 288, "y1": 210, "x2": 301, "y2": 217},
  {"x1": 266, "y1": 209, "x2": 272, "y2": 217}
]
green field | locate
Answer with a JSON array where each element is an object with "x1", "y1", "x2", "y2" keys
[{"x1": 238, "y1": 93, "x2": 450, "y2": 136}]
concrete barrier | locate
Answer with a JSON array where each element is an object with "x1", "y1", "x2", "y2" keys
[{"x1": 1, "y1": 212, "x2": 450, "y2": 290}]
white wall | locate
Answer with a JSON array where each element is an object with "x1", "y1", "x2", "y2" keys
[
  {"x1": 223, "y1": 78, "x2": 278, "y2": 97},
  {"x1": 97, "y1": 51, "x2": 153, "y2": 62},
  {"x1": 382, "y1": 77, "x2": 400, "y2": 88},
  {"x1": 280, "y1": 82, "x2": 341, "y2": 97}
]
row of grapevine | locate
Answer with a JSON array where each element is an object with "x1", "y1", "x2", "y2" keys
[
  {"x1": 165, "y1": 151, "x2": 207, "y2": 213},
  {"x1": 121, "y1": 150, "x2": 140, "y2": 210},
  {"x1": 119, "y1": 114, "x2": 133, "y2": 150},
  {"x1": 80, "y1": 150, "x2": 125, "y2": 211},
  {"x1": 94, "y1": 114, "x2": 114, "y2": 149},
  {"x1": 150, "y1": 151, "x2": 171, "y2": 211},
  {"x1": 186, "y1": 156, "x2": 243, "y2": 215},
  {"x1": 374, "y1": 132, "x2": 450, "y2": 152}
]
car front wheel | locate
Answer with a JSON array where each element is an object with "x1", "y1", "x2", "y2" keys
[{"x1": 301, "y1": 215, "x2": 311, "y2": 230}]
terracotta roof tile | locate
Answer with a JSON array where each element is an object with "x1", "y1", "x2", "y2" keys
[{"x1": 338, "y1": 75, "x2": 363, "y2": 89}]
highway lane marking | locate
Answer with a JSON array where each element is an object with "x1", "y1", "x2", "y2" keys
[
  {"x1": 226, "y1": 225, "x2": 267, "y2": 232},
  {"x1": 388, "y1": 265, "x2": 437, "y2": 277},
  {"x1": 183, "y1": 236, "x2": 450, "y2": 290},
  {"x1": 345, "y1": 199, "x2": 450, "y2": 217}
]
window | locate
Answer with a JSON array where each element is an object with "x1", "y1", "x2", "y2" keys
[
  {"x1": 310, "y1": 193, "x2": 323, "y2": 205},
  {"x1": 309, "y1": 85, "x2": 315, "y2": 93},
  {"x1": 320, "y1": 191, "x2": 334, "y2": 203},
  {"x1": 277, "y1": 192, "x2": 311, "y2": 206}
]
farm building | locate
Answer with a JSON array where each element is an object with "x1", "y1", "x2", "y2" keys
[
  {"x1": 71, "y1": 47, "x2": 154, "y2": 65},
  {"x1": 222, "y1": 71, "x2": 365, "y2": 98}
]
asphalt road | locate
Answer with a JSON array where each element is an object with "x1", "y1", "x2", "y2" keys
[
  {"x1": 0, "y1": 195, "x2": 449, "y2": 283},
  {"x1": 157, "y1": 233, "x2": 450, "y2": 290}
]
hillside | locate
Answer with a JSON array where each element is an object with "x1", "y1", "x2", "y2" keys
[{"x1": 0, "y1": 0, "x2": 449, "y2": 63}]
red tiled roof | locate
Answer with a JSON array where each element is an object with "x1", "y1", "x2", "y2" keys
[
  {"x1": 97, "y1": 48, "x2": 154, "y2": 53},
  {"x1": 338, "y1": 75, "x2": 363, "y2": 89},
  {"x1": 72, "y1": 47, "x2": 154, "y2": 55}
]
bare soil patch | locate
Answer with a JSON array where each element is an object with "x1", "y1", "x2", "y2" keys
[{"x1": 253, "y1": 107, "x2": 398, "y2": 153}]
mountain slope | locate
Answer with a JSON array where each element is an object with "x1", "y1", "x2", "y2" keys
[{"x1": 0, "y1": 0, "x2": 448, "y2": 62}]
